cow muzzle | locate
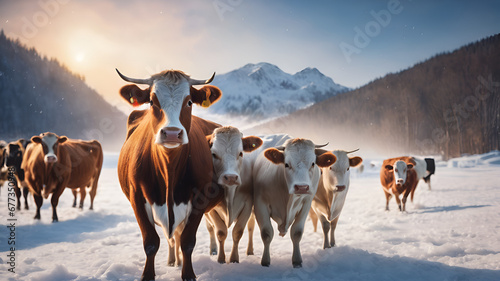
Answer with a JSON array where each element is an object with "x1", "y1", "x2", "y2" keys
[
  {"x1": 294, "y1": 184, "x2": 310, "y2": 195},
  {"x1": 336, "y1": 185, "x2": 346, "y2": 192},
  {"x1": 221, "y1": 174, "x2": 239, "y2": 187},
  {"x1": 396, "y1": 179, "x2": 404, "y2": 186},
  {"x1": 44, "y1": 155, "x2": 58, "y2": 164},
  {"x1": 157, "y1": 127, "x2": 184, "y2": 148}
]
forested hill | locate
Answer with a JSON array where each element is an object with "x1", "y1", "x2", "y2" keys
[
  {"x1": 249, "y1": 34, "x2": 500, "y2": 159},
  {"x1": 0, "y1": 31, "x2": 127, "y2": 149}
]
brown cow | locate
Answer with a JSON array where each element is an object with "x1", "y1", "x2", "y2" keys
[
  {"x1": 22, "y1": 132, "x2": 103, "y2": 221},
  {"x1": 380, "y1": 156, "x2": 418, "y2": 212},
  {"x1": 116, "y1": 69, "x2": 223, "y2": 281}
]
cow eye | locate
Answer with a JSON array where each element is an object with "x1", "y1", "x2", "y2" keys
[
  {"x1": 239, "y1": 152, "x2": 243, "y2": 158},
  {"x1": 395, "y1": 169, "x2": 398, "y2": 173},
  {"x1": 311, "y1": 162, "x2": 315, "y2": 168},
  {"x1": 187, "y1": 100, "x2": 193, "y2": 107},
  {"x1": 347, "y1": 167, "x2": 350, "y2": 171},
  {"x1": 212, "y1": 153, "x2": 218, "y2": 159},
  {"x1": 285, "y1": 163, "x2": 290, "y2": 168}
]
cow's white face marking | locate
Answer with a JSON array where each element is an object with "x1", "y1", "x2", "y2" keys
[
  {"x1": 282, "y1": 140, "x2": 320, "y2": 196},
  {"x1": 393, "y1": 160, "x2": 408, "y2": 185},
  {"x1": 210, "y1": 128, "x2": 244, "y2": 225},
  {"x1": 326, "y1": 151, "x2": 351, "y2": 192},
  {"x1": 152, "y1": 79, "x2": 190, "y2": 148},
  {"x1": 41, "y1": 134, "x2": 59, "y2": 164}
]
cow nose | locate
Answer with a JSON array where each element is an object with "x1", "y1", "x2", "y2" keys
[
  {"x1": 396, "y1": 179, "x2": 404, "y2": 185},
  {"x1": 294, "y1": 184, "x2": 310, "y2": 194},
  {"x1": 160, "y1": 127, "x2": 183, "y2": 142},
  {"x1": 45, "y1": 155, "x2": 57, "y2": 163},
  {"x1": 222, "y1": 174, "x2": 239, "y2": 186},
  {"x1": 336, "y1": 185, "x2": 346, "y2": 192}
]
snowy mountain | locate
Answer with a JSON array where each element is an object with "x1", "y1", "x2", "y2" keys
[{"x1": 198, "y1": 63, "x2": 349, "y2": 121}]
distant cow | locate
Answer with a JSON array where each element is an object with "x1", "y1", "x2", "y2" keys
[
  {"x1": 22, "y1": 132, "x2": 103, "y2": 221},
  {"x1": 0, "y1": 140, "x2": 8, "y2": 190},
  {"x1": 205, "y1": 126, "x2": 263, "y2": 263},
  {"x1": 253, "y1": 138, "x2": 336, "y2": 267},
  {"x1": 116, "y1": 68, "x2": 224, "y2": 281},
  {"x1": 412, "y1": 157, "x2": 436, "y2": 190},
  {"x1": 310, "y1": 149, "x2": 362, "y2": 249},
  {"x1": 380, "y1": 156, "x2": 418, "y2": 212},
  {"x1": 4, "y1": 140, "x2": 30, "y2": 210}
]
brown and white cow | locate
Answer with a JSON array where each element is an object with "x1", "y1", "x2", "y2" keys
[
  {"x1": 22, "y1": 132, "x2": 103, "y2": 221},
  {"x1": 4, "y1": 139, "x2": 31, "y2": 210},
  {"x1": 310, "y1": 149, "x2": 362, "y2": 249},
  {"x1": 204, "y1": 126, "x2": 262, "y2": 264},
  {"x1": 380, "y1": 156, "x2": 418, "y2": 212},
  {"x1": 253, "y1": 138, "x2": 336, "y2": 268},
  {"x1": 116, "y1": 69, "x2": 223, "y2": 281}
]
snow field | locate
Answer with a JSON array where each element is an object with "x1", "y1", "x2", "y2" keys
[{"x1": 0, "y1": 152, "x2": 499, "y2": 280}]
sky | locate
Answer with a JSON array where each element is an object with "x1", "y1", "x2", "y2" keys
[{"x1": 0, "y1": 0, "x2": 499, "y2": 110}]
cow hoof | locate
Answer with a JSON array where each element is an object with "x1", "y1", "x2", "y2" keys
[
  {"x1": 261, "y1": 261, "x2": 270, "y2": 267},
  {"x1": 293, "y1": 263, "x2": 302, "y2": 268},
  {"x1": 72, "y1": 204, "x2": 76, "y2": 208},
  {"x1": 210, "y1": 250, "x2": 217, "y2": 256},
  {"x1": 167, "y1": 262, "x2": 175, "y2": 267},
  {"x1": 230, "y1": 259, "x2": 239, "y2": 264},
  {"x1": 141, "y1": 274, "x2": 155, "y2": 281},
  {"x1": 89, "y1": 207, "x2": 94, "y2": 211},
  {"x1": 246, "y1": 250, "x2": 254, "y2": 256},
  {"x1": 25, "y1": 206, "x2": 29, "y2": 210},
  {"x1": 217, "y1": 258, "x2": 226, "y2": 264}
]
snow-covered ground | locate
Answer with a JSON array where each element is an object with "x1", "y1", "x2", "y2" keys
[{"x1": 1, "y1": 151, "x2": 499, "y2": 281}]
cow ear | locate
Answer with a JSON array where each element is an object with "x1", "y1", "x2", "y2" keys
[
  {"x1": 242, "y1": 136, "x2": 263, "y2": 152},
  {"x1": 264, "y1": 148, "x2": 284, "y2": 164},
  {"x1": 407, "y1": 164, "x2": 414, "y2": 169},
  {"x1": 31, "y1": 136, "x2": 42, "y2": 144},
  {"x1": 385, "y1": 165, "x2": 393, "y2": 171},
  {"x1": 190, "y1": 85, "x2": 222, "y2": 108},
  {"x1": 120, "y1": 84, "x2": 151, "y2": 107},
  {"x1": 206, "y1": 135, "x2": 214, "y2": 148},
  {"x1": 349, "y1": 156, "x2": 363, "y2": 167},
  {"x1": 58, "y1": 136, "x2": 68, "y2": 143},
  {"x1": 316, "y1": 152, "x2": 337, "y2": 168}
]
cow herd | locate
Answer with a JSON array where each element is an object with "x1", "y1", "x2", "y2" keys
[{"x1": 0, "y1": 68, "x2": 436, "y2": 281}]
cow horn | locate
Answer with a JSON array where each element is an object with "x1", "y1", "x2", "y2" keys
[
  {"x1": 189, "y1": 72, "x2": 216, "y2": 85},
  {"x1": 314, "y1": 142, "x2": 329, "y2": 148},
  {"x1": 346, "y1": 148, "x2": 360, "y2": 154},
  {"x1": 115, "y1": 68, "x2": 152, "y2": 85},
  {"x1": 275, "y1": 146, "x2": 285, "y2": 151}
]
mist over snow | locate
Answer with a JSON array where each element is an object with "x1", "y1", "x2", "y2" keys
[
  {"x1": 193, "y1": 62, "x2": 349, "y2": 130},
  {"x1": 1, "y1": 151, "x2": 499, "y2": 281}
]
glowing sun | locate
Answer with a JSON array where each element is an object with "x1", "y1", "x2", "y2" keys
[{"x1": 75, "y1": 52, "x2": 85, "y2": 62}]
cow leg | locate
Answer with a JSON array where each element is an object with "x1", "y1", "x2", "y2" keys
[
  {"x1": 15, "y1": 184, "x2": 22, "y2": 211},
  {"x1": 208, "y1": 210, "x2": 227, "y2": 264},
  {"x1": 254, "y1": 204, "x2": 273, "y2": 267},
  {"x1": 402, "y1": 188, "x2": 413, "y2": 213},
  {"x1": 133, "y1": 197, "x2": 160, "y2": 281},
  {"x1": 72, "y1": 189, "x2": 78, "y2": 208},
  {"x1": 167, "y1": 237, "x2": 176, "y2": 266},
  {"x1": 393, "y1": 192, "x2": 402, "y2": 212},
  {"x1": 330, "y1": 216, "x2": 340, "y2": 248},
  {"x1": 246, "y1": 212, "x2": 255, "y2": 256},
  {"x1": 180, "y1": 211, "x2": 204, "y2": 281},
  {"x1": 89, "y1": 176, "x2": 99, "y2": 210},
  {"x1": 33, "y1": 193, "x2": 43, "y2": 220},
  {"x1": 22, "y1": 186, "x2": 29, "y2": 210},
  {"x1": 50, "y1": 185, "x2": 65, "y2": 222},
  {"x1": 319, "y1": 215, "x2": 331, "y2": 249},
  {"x1": 79, "y1": 187, "x2": 87, "y2": 209},
  {"x1": 230, "y1": 203, "x2": 252, "y2": 263},
  {"x1": 384, "y1": 191, "x2": 392, "y2": 211},
  {"x1": 174, "y1": 230, "x2": 182, "y2": 267},
  {"x1": 290, "y1": 207, "x2": 309, "y2": 268},
  {"x1": 309, "y1": 208, "x2": 318, "y2": 232},
  {"x1": 205, "y1": 215, "x2": 217, "y2": 255}
]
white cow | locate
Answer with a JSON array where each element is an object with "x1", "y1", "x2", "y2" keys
[
  {"x1": 253, "y1": 138, "x2": 336, "y2": 268},
  {"x1": 309, "y1": 150, "x2": 362, "y2": 249},
  {"x1": 204, "y1": 126, "x2": 262, "y2": 263}
]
